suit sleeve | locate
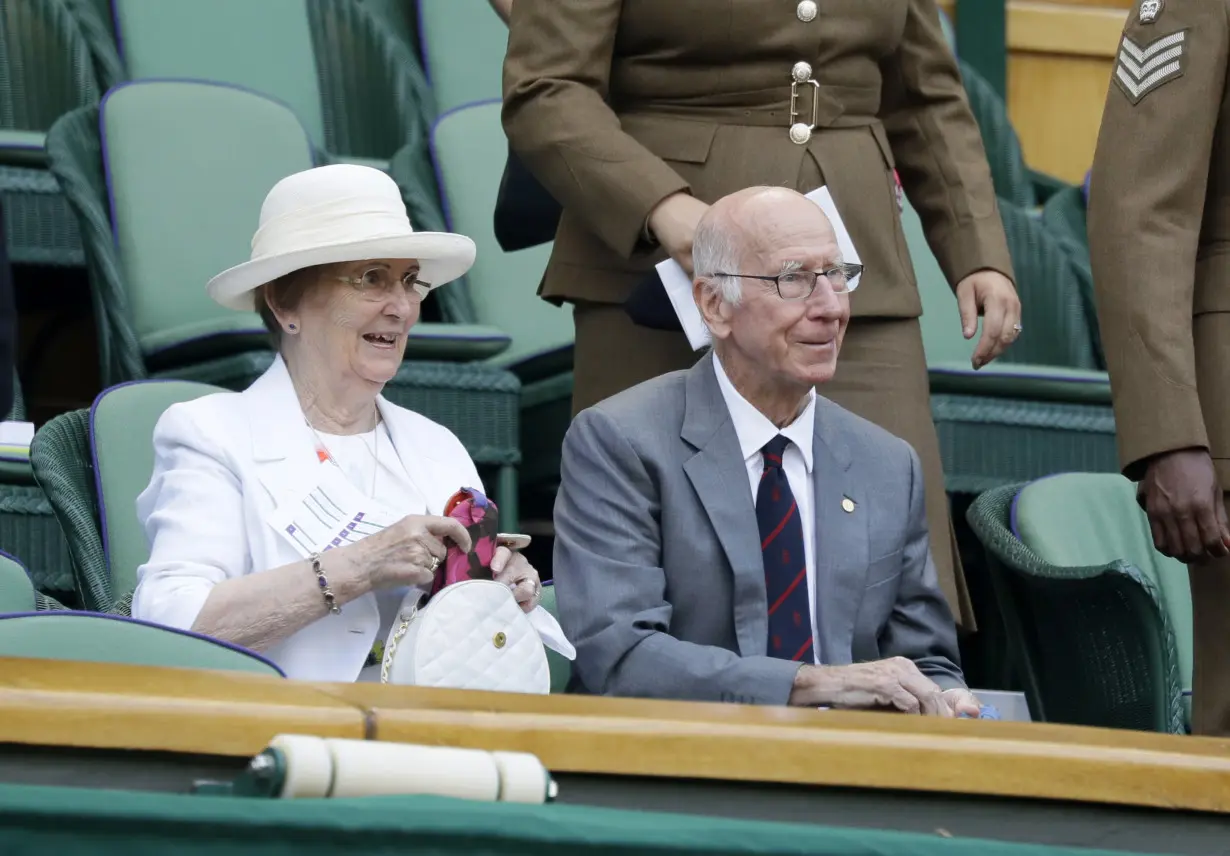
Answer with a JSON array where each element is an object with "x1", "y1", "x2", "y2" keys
[
  {"x1": 553, "y1": 408, "x2": 802, "y2": 705},
  {"x1": 1088, "y1": 3, "x2": 1228, "y2": 478},
  {"x1": 879, "y1": 0, "x2": 1015, "y2": 287},
  {"x1": 132, "y1": 403, "x2": 251, "y2": 630},
  {"x1": 880, "y1": 443, "x2": 965, "y2": 690},
  {"x1": 501, "y1": 0, "x2": 691, "y2": 259}
]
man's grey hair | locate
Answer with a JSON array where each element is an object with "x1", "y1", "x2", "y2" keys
[{"x1": 693, "y1": 213, "x2": 745, "y2": 305}]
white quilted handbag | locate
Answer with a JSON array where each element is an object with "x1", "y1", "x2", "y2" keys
[{"x1": 380, "y1": 580, "x2": 550, "y2": 694}]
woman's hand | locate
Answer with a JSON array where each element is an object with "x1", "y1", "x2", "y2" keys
[
  {"x1": 491, "y1": 546, "x2": 541, "y2": 613},
  {"x1": 353, "y1": 514, "x2": 472, "y2": 591},
  {"x1": 647, "y1": 192, "x2": 710, "y2": 276},
  {"x1": 955, "y1": 270, "x2": 1021, "y2": 369}
]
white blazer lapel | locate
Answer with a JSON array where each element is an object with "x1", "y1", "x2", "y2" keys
[
  {"x1": 243, "y1": 355, "x2": 321, "y2": 510},
  {"x1": 376, "y1": 395, "x2": 471, "y2": 515}
]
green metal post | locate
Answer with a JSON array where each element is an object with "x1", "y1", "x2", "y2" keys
[{"x1": 955, "y1": 0, "x2": 1008, "y2": 100}]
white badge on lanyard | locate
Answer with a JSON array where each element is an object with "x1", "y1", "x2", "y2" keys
[{"x1": 267, "y1": 443, "x2": 405, "y2": 560}]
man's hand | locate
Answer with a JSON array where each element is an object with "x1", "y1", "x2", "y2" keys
[
  {"x1": 788, "y1": 657, "x2": 953, "y2": 716},
  {"x1": 1139, "y1": 448, "x2": 1230, "y2": 564},
  {"x1": 955, "y1": 270, "x2": 1021, "y2": 370},
  {"x1": 646, "y1": 192, "x2": 710, "y2": 276},
  {"x1": 942, "y1": 687, "x2": 982, "y2": 718}
]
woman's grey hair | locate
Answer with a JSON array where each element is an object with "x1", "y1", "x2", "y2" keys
[{"x1": 693, "y1": 214, "x2": 745, "y2": 305}]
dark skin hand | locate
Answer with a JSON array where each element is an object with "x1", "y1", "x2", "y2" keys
[{"x1": 1138, "y1": 448, "x2": 1230, "y2": 564}]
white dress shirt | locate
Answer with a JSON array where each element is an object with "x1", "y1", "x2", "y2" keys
[{"x1": 713, "y1": 355, "x2": 821, "y2": 664}]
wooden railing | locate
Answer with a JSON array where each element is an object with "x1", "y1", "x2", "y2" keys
[{"x1": 2, "y1": 657, "x2": 1230, "y2": 813}]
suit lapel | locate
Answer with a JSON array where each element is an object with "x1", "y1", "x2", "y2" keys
[
  {"x1": 375, "y1": 396, "x2": 453, "y2": 515},
  {"x1": 811, "y1": 397, "x2": 868, "y2": 666},
  {"x1": 681, "y1": 353, "x2": 766, "y2": 657},
  {"x1": 243, "y1": 355, "x2": 320, "y2": 510}
]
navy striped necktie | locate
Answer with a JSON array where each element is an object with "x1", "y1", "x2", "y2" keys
[{"x1": 756, "y1": 435, "x2": 814, "y2": 663}]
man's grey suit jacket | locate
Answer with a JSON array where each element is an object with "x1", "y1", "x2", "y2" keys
[{"x1": 552, "y1": 351, "x2": 965, "y2": 706}]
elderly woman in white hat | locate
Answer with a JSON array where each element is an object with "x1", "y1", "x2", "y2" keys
[{"x1": 131, "y1": 164, "x2": 563, "y2": 682}]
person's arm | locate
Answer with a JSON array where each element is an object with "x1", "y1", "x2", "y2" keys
[
  {"x1": 878, "y1": 0, "x2": 1014, "y2": 288},
  {"x1": 132, "y1": 404, "x2": 377, "y2": 651},
  {"x1": 487, "y1": 0, "x2": 511, "y2": 24},
  {"x1": 1088, "y1": 2, "x2": 1227, "y2": 480},
  {"x1": 877, "y1": 443, "x2": 965, "y2": 690},
  {"x1": 133, "y1": 405, "x2": 468, "y2": 652},
  {"x1": 501, "y1": 0, "x2": 692, "y2": 260},
  {"x1": 552, "y1": 407, "x2": 802, "y2": 705}
]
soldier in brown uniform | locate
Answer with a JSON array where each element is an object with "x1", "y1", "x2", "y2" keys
[
  {"x1": 1088, "y1": 0, "x2": 1230, "y2": 736},
  {"x1": 502, "y1": 0, "x2": 1021, "y2": 628}
]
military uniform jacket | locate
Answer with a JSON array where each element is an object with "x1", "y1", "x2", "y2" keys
[
  {"x1": 1088, "y1": 0, "x2": 1230, "y2": 485},
  {"x1": 502, "y1": 0, "x2": 1013, "y2": 316}
]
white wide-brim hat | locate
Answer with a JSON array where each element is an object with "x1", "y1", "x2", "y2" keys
[{"x1": 207, "y1": 163, "x2": 476, "y2": 311}]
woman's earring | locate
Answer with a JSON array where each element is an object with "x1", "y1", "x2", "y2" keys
[{"x1": 286, "y1": 323, "x2": 297, "y2": 334}]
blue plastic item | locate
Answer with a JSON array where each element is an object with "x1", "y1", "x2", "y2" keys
[{"x1": 959, "y1": 705, "x2": 1002, "y2": 720}]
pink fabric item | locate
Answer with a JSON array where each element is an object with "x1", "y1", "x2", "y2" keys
[{"x1": 432, "y1": 487, "x2": 500, "y2": 595}]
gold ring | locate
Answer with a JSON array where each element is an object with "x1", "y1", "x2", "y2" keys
[{"x1": 430, "y1": 557, "x2": 441, "y2": 572}]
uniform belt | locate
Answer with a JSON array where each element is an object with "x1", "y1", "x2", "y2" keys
[{"x1": 616, "y1": 74, "x2": 880, "y2": 142}]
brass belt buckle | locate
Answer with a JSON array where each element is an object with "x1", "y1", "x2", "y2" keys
[{"x1": 789, "y1": 61, "x2": 819, "y2": 145}]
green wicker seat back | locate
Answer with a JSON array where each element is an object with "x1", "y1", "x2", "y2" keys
[
  {"x1": 431, "y1": 101, "x2": 570, "y2": 379},
  {"x1": 0, "y1": 0, "x2": 100, "y2": 136},
  {"x1": 100, "y1": 80, "x2": 313, "y2": 369},
  {"x1": 0, "y1": 0, "x2": 109, "y2": 269},
  {"x1": 93, "y1": 380, "x2": 223, "y2": 601},
  {"x1": 0, "y1": 612, "x2": 282, "y2": 675},
  {"x1": 1013, "y1": 473, "x2": 1192, "y2": 727},
  {"x1": 966, "y1": 480, "x2": 1186, "y2": 733},
  {"x1": 417, "y1": 0, "x2": 507, "y2": 113},
  {"x1": 1040, "y1": 184, "x2": 1102, "y2": 368},
  {"x1": 0, "y1": 551, "x2": 34, "y2": 612},
  {"x1": 360, "y1": 0, "x2": 418, "y2": 53},
  {"x1": 30, "y1": 409, "x2": 101, "y2": 607},
  {"x1": 111, "y1": 0, "x2": 325, "y2": 147},
  {"x1": 957, "y1": 59, "x2": 1035, "y2": 210},
  {"x1": 539, "y1": 582, "x2": 571, "y2": 694},
  {"x1": 996, "y1": 200, "x2": 1099, "y2": 369}
]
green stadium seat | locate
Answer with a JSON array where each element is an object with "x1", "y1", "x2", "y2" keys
[
  {"x1": 430, "y1": 101, "x2": 572, "y2": 490},
  {"x1": 539, "y1": 582, "x2": 571, "y2": 694},
  {"x1": 0, "y1": 373, "x2": 74, "y2": 606},
  {"x1": 0, "y1": 612, "x2": 283, "y2": 675},
  {"x1": 0, "y1": 551, "x2": 35, "y2": 612},
  {"x1": 417, "y1": 0, "x2": 508, "y2": 113},
  {"x1": 0, "y1": 0, "x2": 120, "y2": 267},
  {"x1": 966, "y1": 474, "x2": 1190, "y2": 733},
  {"x1": 906, "y1": 197, "x2": 1117, "y2": 493},
  {"x1": 106, "y1": 0, "x2": 447, "y2": 255},
  {"x1": 32, "y1": 379, "x2": 220, "y2": 612}
]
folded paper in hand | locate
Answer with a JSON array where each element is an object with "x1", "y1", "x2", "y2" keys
[{"x1": 657, "y1": 186, "x2": 862, "y2": 351}]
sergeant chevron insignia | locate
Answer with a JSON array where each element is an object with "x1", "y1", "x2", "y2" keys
[{"x1": 1113, "y1": 29, "x2": 1187, "y2": 104}]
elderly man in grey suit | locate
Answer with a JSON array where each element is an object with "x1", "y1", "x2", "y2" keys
[{"x1": 553, "y1": 186, "x2": 979, "y2": 716}]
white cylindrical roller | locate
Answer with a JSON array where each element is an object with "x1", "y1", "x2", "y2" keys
[
  {"x1": 323, "y1": 738, "x2": 501, "y2": 801},
  {"x1": 491, "y1": 751, "x2": 553, "y2": 804},
  {"x1": 269, "y1": 734, "x2": 332, "y2": 799}
]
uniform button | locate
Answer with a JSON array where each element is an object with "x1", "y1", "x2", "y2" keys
[
  {"x1": 797, "y1": 0, "x2": 817, "y2": 22},
  {"x1": 791, "y1": 61, "x2": 813, "y2": 82},
  {"x1": 789, "y1": 123, "x2": 812, "y2": 145}
]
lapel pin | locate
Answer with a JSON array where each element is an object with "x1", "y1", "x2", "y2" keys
[{"x1": 841, "y1": 497, "x2": 855, "y2": 513}]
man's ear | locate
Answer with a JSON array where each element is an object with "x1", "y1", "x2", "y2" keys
[{"x1": 694, "y1": 278, "x2": 733, "y2": 341}]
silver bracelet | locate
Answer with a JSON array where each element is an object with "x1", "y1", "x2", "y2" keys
[{"x1": 309, "y1": 552, "x2": 341, "y2": 615}]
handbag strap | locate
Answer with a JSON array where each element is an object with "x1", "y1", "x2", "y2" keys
[{"x1": 379, "y1": 601, "x2": 420, "y2": 684}]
